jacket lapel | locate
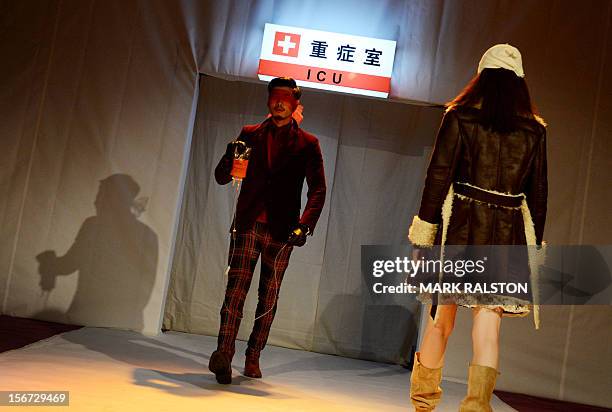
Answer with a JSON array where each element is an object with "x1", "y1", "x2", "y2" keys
[
  {"x1": 269, "y1": 119, "x2": 299, "y2": 176},
  {"x1": 250, "y1": 120, "x2": 271, "y2": 175}
]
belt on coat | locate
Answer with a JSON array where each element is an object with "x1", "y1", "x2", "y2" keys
[{"x1": 453, "y1": 182, "x2": 524, "y2": 208}]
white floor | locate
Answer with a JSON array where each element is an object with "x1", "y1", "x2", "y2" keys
[{"x1": 0, "y1": 327, "x2": 517, "y2": 411}]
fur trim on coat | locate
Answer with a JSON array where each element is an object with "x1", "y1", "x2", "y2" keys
[{"x1": 408, "y1": 215, "x2": 439, "y2": 247}]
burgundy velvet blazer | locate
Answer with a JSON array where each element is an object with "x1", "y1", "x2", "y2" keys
[{"x1": 215, "y1": 118, "x2": 326, "y2": 241}]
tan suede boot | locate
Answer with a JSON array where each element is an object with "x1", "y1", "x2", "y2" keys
[
  {"x1": 458, "y1": 364, "x2": 500, "y2": 412},
  {"x1": 410, "y1": 352, "x2": 443, "y2": 411}
]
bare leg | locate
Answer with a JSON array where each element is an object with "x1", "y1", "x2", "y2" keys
[
  {"x1": 419, "y1": 304, "x2": 458, "y2": 369},
  {"x1": 470, "y1": 307, "x2": 503, "y2": 369}
]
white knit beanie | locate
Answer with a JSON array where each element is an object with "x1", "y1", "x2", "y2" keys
[{"x1": 477, "y1": 44, "x2": 524, "y2": 78}]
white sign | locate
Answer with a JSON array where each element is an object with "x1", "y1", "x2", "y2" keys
[{"x1": 258, "y1": 24, "x2": 397, "y2": 98}]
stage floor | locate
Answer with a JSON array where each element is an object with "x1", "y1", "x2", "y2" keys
[{"x1": 0, "y1": 327, "x2": 517, "y2": 411}]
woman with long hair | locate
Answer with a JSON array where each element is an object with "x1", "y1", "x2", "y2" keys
[{"x1": 407, "y1": 44, "x2": 547, "y2": 411}]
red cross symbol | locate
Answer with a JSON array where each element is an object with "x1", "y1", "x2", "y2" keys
[{"x1": 273, "y1": 32, "x2": 301, "y2": 57}]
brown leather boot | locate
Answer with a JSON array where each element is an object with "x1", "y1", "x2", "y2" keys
[
  {"x1": 458, "y1": 364, "x2": 499, "y2": 412},
  {"x1": 410, "y1": 352, "x2": 443, "y2": 411},
  {"x1": 208, "y1": 350, "x2": 232, "y2": 384},
  {"x1": 243, "y1": 349, "x2": 262, "y2": 378}
]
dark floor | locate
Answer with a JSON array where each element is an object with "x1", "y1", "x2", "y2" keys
[
  {"x1": 0, "y1": 315, "x2": 81, "y2": 352},
  {"x1": 0, "y1": 315, "x2": 609, "y2": 411},
  {"x1": 494, "y1": 390, "x2": 612, "y2": 412}
]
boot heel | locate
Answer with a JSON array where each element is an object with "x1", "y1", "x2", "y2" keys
[
  {"x1": 459, "y1": 364, "x2": 499, "y2": 412},
  {"x1": 410, "y1": 352, "x2": 443, "y2": 411},
  {"x1": 244, "y1": 352, "x2": 262, "y2": 378},
  {"x1": 209, "y1": 350, "x2": 232, "y2": 384}
]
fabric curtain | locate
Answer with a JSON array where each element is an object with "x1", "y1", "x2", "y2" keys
[
  {"x1": 1, "y1": 0, "x2": 610, "y2": 407},
  {"x1": 0, "y1": 0, "x2": 198, "y2": 334}
]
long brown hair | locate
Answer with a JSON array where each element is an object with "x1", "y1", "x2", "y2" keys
[{"x1": 447, "y1": 68, "x2": 540, "y2": 133}]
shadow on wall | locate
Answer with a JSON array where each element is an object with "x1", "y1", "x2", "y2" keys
[
  {"x1": 34, "y1": 174, "x2": 158, "y2": 331},
  {"x1": 315, "y1": 294, "x2": 420, "y2": 368}
]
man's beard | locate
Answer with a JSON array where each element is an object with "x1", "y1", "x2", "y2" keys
[{"x1": 272, "y1": 112, "x2": 290, "y2": 121}]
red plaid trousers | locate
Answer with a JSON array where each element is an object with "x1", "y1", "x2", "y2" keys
[{"x1": 217, "y1": 222, "x2": 292, "y2": 358}]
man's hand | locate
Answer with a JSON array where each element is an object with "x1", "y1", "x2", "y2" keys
[
  {"x1": 287, "y1": 224, "x2": 310, "y2": 247},
  {"x1": 225, "y1": 140, "x2": 247, "y2": 158},
  {"x1": 36, "y1": 250, "x2": 58, "y2": 291}
]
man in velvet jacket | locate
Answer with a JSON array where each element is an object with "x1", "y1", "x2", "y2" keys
[{"x1": 208, "y1": 77, "x2": 326, "y2": 384}]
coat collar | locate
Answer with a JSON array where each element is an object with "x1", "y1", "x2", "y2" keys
[{"x1": 255, "y1": 117, "x2": 300, "y2": 175}]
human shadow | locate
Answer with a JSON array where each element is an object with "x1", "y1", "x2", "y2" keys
[
  {"x1": 59, "y1": 327, "x2": 207, "y2": 369},
  {"x1": 133, "y1": 368, "x2": 286, "y2": 398},
  {"x1": 34, "y1": 174, "x2": 158, "y2": 330},
  {"x1": 56, "y1": 327, "x2": 282, "y2": 398}
]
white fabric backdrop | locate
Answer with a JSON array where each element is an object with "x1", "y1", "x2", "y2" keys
[
  {"x1": 0, "y1": 0, "x2": 610, "y2": 407},
  {"x1": 0, "y1": 0, "x2": 198, "y2": 334},
  {"x1": 186, "y1": 0, "x2": 612, "y2": 244}
]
